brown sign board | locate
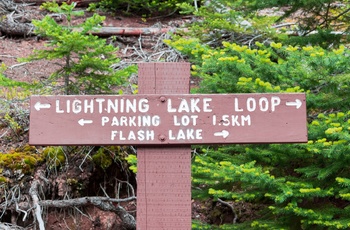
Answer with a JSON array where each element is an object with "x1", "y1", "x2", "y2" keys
[{"x1": 29, "y1": 93, "x2": 307, "y2": 145}]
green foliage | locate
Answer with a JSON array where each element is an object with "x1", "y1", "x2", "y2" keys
[
  {"x1": 125, "y1": 154, "x2": 137, "y2": 173},
  {"x1": 166, "y1": 27, "x2": 350, "y2": 227},
  {"x1": 0, "y1": 73, "x2": 31, "y2": 90},
  {"x1": 23, "y1": 2, "x2": 136, "y2": 95},
  {"x1": 246, "y1": 0, "x2": 350, "y2": 35},
  {"x1": 99, "y1": 0, "x2": 192, "y2": 16},
  {"x1": 180, "y1": 0, "x2": 349, "y2": 47}
]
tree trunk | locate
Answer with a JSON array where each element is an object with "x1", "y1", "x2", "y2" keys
[
  {"x1": 13, "y1": 0, "x2": 100, "y2": 7},
  {"x1": 0, "y1": 21, "x2": 187, "y2": 36},
  {"x1": 0, "y1": 20, "x2": 34, "y2": 36},
  {"x1": 87, "y1": 27, "x2": 187, "y2": 36}
]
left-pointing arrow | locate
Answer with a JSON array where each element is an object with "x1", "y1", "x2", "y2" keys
[
  {"x1": 78, "y1": 119, "x2": 93, "y2": 126},
  {"x1": 34, "y1": 102, "x2": 51, "y2": 111}
]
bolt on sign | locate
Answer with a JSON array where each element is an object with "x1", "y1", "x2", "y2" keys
[{"x1": 29, "y1": 93, "x2": 307, "y2": 145}]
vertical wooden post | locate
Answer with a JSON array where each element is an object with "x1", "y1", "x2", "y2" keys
[{"x1": 137, "y1": 63, "x2": 191, "y2": 229}]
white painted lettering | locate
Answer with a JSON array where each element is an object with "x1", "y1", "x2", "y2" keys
[
  {"x1": 169, "y1": 130, "x2": 176, "y2": 140},
  {"x1": 203, "y1": 98, "x2": 212, "y2": 112},
  {"x1": 173, "y1": 115, "x2": 198, "y2": 126},
  {"x1": 56, "y1": 98, "x2": 151, "y2": 114},
  {"x1": 84, "y1": 99, "x2": 94, "y2": 113},
  {"x1": 142, "y1": 116, "x2": 151, "y2": 126},
  {"x1": 167, "y1": 99, "x2": 177, "y2": 112},
  {"x1": 66, "y1": 100, "x2": 70, "y2": 113},
  {"x1": 222, "y1": 115, "x2": 230, "y2": 126},
  {"x1": 111, "y1": 116, "x2": 119, "y2": 126},
  {"x1": 190, "y1": 98, "x2": 201, "y2": 112},
  {"x1": 234, "y1": 98, "x2": 243, "y2": 112},
  {"x1": 119, "y1": 99, "x2": 124, "y2": 113},
  {"x1": 102, "y1": 116, "x2": 109, "y2": 126},
  {"x1": 145, "y1": 130, "x2": 154, "y2": 140},
  {"x1": 95, "y1": 98, "x2": 105, "y2": 113},
  {"x1": 231, "y1": 115, "x2": 240, "y2": 126},
  {"x1": 186, "y1": 129, "x2": 194, "y2": 139},
  {"x1": 56, "y1": 100, "x2": 64, "y2": 113},
  {"x1": 217, "y1": 115, "x2": 252, "y2": 126},
  {"x1": 241, "y1": 115, "x2": 251, "y2": 126},
  {"x1": 125, "y1": 99, "x2": 136, "y2": 113},
  {"x1": 174, "y1": 115, "x2": 181, "y2": 126},
  {"x1": 128, "y1": 131, "x2": 136, "y2": 140},
  {"x1": 111, "y1": 130, "x2": 154, "y2": 141},
  {"x1": 182, "y1": 115, "x2": 190, "y2": 126},
  {"x1": 152, "y1": 116, "x2": 160, "y2": 126},
  {"x1": 168, "y1": 129, "x2": 203, "y2": 140},
  {"x1": 177, "y1": 129, "x2": 186, "y2": 140},
  {"x1": 196, "y1": 129, "x2": 203, "y2": 139},
  {"x1": 168, "y1": 98, "x2": 212, "y2": 113},
  {"x1": 111, "y1": 130, "x2": 118, "y2": 140},
  {"x1": 107, "y1": 99, "x2": 118, "y2": 113},
  {"x1": 138, "y1": 99, "x2": 149, "y2": 113},
  {"x1": 259, "y1": 97, "x2": 269, "y2": 111},
  {"x1": 119, "y1": 131, "x2": 126, "y2": 140},
  {"x1": 191, "y1": 115, "x2": 198, "y2": 126},
  {"x1": 271, "y1": 96, "x2": 281, "y2": 112},
  {"x1": 72, "y1": 99, "x2": 82, "y2": 114},
  {"x1": 138, "y1": 130, "x2": 145, "y2": 141},
  {"x1": 178, "y1": 99, "x2": 190, "y2": 112},
  {"x1": 247, "y1": 97, "x2": 256, "y2": 112},
  {"x1": 129, "y1": 116, "x2": 136, "y2": 126},
  {"x1": 103, "y1": 115, "x2": 160, "y2": 127},
  {"x1": 120, "y1": 116, "x2": 128, "y2": 126}
]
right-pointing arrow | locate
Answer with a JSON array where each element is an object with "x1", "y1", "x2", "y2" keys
[
  {"x1": 214, "y1": 130, "x2": 229, "y2": 138},
  {"x1": 286, "y1": 99, "x2": 302, "y2": 109}
]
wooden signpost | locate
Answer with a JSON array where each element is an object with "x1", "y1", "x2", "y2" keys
[
  {"x1": 29, "y1": 62, "x2": 308, "y2": 229},
  {"x1": 29, "y1": 94, "x2": 307, "y2": 145}
]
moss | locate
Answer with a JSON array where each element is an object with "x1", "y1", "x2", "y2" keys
[
  {"x1": 92, "y1": 148, "x2": 112, "y2": 170},
  {"x1": 0, "y1": 145, "x2": 43, "y2": 174},
  {"x1": 0, "y1": 176, "x2": 8, "y2": 183},
  {"x1": 42, "y1": 146, "x2": 65, "y2": 167}
]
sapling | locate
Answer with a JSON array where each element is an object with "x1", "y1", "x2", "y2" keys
[{"x1": 23, "y1": 2, "x2": 136, "y2": 95}]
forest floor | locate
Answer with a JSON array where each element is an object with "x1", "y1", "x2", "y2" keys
[
  {"x1": 0, "y1": 2, "x2": 293, "y2": 229},
  {"x1": 0, "y1": 3, "x2": 218, "y2": 230}
]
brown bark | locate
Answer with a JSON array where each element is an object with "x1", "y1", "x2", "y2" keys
[
  {"x1": 0, "y1": 20, "x2": 35, "y2": 36},
  {"x1": 0, "y1": 20, "x2": 186, "y2": 36},
  {"x1": 87, "y1": 27, "x2": 188, "y2": 36}
]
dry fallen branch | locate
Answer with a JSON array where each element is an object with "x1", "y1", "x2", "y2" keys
[
  {"x1": 29, "y1": 170, "x2": 46, "y2": 230},
  {"x1": 39, "y1": 196, "x2": 136, "y2": 208},
  {"x1": 0, "y1": 223, "x2": 26, "y2": 230},
  {"x1": 0, "y1": 19, "x2": 35, "y2": 37},
  {"x1": 79, "y1": 27, "x2": 188, "y2": 37},
  {"x1": 3, "y1": 182, "x2": 137, "y2": 229},
  {"x1": 218, "y1": 198, "x2": 238, "y2": 224}
]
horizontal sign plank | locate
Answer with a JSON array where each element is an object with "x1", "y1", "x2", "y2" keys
[{"x1": 29, "y1": 93, "x2": 307, "y2": 145}]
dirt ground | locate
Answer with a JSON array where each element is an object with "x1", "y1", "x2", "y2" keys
[
  {"x1": 0, "y1": 5, "x2": 189, "y2": 84},
  {"x1": 0, "y1": 3, "x2": 208, "y2": 230}
]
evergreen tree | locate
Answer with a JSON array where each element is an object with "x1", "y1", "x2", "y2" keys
[{"x1": 23, "y1": 2, "x2": 136, "y2": 95}]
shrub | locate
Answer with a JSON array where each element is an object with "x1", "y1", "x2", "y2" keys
[
  {"x1": 166, "y1": 36, "x2": 350, "y2": 228},
  {"x1": 23, "y1": 2, "x2": 136, "y2": 95}
]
